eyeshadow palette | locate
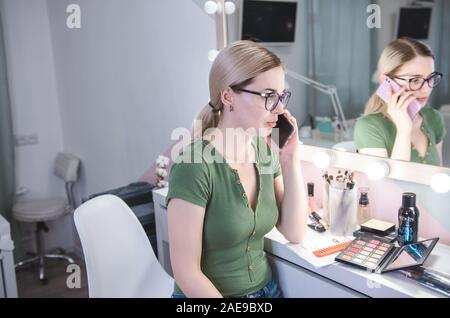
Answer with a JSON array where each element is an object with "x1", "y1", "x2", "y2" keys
[{"x1": 335, "y1": 236, "x2": 439, "y2": 274}]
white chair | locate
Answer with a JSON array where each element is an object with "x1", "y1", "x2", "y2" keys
[
  {"x1": 332, "y1": 141, "x2": 356, "y2": 152},
  {"x1": 73, "y1": 194, "x2": 173, "y2": 298},
  {"x1": 13, "y1": 152, "x2": 80, "y2": 284}
]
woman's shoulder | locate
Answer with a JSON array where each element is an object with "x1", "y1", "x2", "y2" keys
[
  {"x1": 421, "y1": 106, "x2": 444, "y2": 123},
  {"x1": 172, "y1": 139, "x2": 214, "y2": 164},
  {"x1": 355, "y1": 112, "x2": 391, "y2": 129}
]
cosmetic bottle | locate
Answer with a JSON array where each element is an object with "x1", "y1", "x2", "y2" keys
[
  {"x1": 357, "y1": 187, "x2": 371, "y2": 225},
  {"x1": 307, "y1": 182, "x2": 320, "y2": 213},
  {"x1": 398, "y1": 192, "x2": 420, "y2": 245}
]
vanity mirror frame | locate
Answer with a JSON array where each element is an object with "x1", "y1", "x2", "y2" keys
[{"x1": 298, "y1": 143, "x2": 450, "y2": 188}]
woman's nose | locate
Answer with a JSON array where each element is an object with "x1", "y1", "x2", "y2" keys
[{"x1": 272, "y1": 101, "x2": 285, "y2": 114}]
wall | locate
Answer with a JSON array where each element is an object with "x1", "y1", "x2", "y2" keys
[
  {"x1": 0, "y1": 0, "x2": 215, "y2": 257},
  {"x1": 0, "y1": 0, "x2": 72, "y2": 257},
  {"x1": 0, "y1": 0, "x2": 64, "y2": 200},
  {"x1": 46, "y1": 0, "x2": 216, "y2": 201}
]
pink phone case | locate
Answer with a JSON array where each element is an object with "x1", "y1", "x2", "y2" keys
[{"x1": 376, "y1": 78, "x2": 421, "y2": 119}]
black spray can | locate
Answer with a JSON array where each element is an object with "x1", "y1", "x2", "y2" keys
[{"x1": 398, "y1": 192, "x2": 420, "y2": 245}]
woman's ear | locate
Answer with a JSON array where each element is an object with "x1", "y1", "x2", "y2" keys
[
  {"x1": 379, "y1": 73, "x2": 386, "y2": 84},
  {"x1": 221, "y1": 87, "x2": 234, "y2": 107}
]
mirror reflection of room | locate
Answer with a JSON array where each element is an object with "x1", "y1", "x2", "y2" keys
[{"x1": 227, "y1": 0, "x2": 450, "y2": 167}]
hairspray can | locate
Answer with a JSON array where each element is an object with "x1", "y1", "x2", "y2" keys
[{"x1": 398, "y1": 192, "x2": 420, "y2": 245}]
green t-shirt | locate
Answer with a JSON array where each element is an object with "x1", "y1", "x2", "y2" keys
[
  {"x1": 353, "y1": 106, "x2": 447, "y2": 165},
  {"x1": 166, "y1": 136, "x2": 281, "y2": 297}
]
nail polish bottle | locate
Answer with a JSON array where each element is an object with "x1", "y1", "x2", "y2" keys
[{"x1": 307, "y1": 182, "x2": 320, "y2": 213}]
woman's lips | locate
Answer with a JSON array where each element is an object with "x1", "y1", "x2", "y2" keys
[
  {"x1": 417, "y1": 97, "x2": 428, "y2": 105},
  {"x1": 267, "y1": 121, "x2": 277, "y2": 128}
]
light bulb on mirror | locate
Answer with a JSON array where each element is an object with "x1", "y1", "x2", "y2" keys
[
  {"x1": 366, "y1": 161, "x2": 390, "y2": 181},
  {"x1": 224, "y1": 1, "x2": 236, "y2": 15},
  {"x1": 208, "y1": 49, "x2": 219, "y2": 62},
  {"x1": 204, "y1": 1, "x2": 219, "y2": 14},
  {"x1": 430, "y1": 173, "x2": 450, "y2": 193},
  {"x1": 313, "y1": 151, "x2": 332, "y2": 169}
]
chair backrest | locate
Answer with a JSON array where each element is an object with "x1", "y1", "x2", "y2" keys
[
  {"x1": 73, "y1": 194, "x2": 173, "y2": 297},
  {"x1": 54, "y1": 152, "x2": 81, "y2": 209},
  {"x1": 54, "y1": 152, "x2": 80, "y2": 182},
  {"x1": 332, "y1": 141, "x2": 356, "y2": 152}
]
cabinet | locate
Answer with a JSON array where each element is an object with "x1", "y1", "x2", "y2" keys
[{"x1": 0, "y1": 214, "x2": 18, "y2": 298}]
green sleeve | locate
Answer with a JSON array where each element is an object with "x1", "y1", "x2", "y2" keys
[
  {"x1": 165, "y1": 161, "x2": 210, "y2": 208},
  {"x1": 353, "y1": 116, "x2": 386, "y2": 150},
  {"x1": 433, "y1": 110, "x2": 447, "y2": 144}
]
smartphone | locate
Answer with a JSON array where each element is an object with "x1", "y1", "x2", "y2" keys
[
  {"x1": 272, "y1": 114, "x2": 294, "y2": 148},
  {"x1": 376, "y1": 77, "x2": 421, "y2": 119}
]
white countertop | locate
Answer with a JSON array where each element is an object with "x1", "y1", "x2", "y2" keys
[{"x1": 265, "y1": 227, "x2": 450, "y2": 298}]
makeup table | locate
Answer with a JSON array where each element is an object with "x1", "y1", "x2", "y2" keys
[
  {"x1": 153, "y1": 188, "x2": 449, "y2": 298},
  {"x1": 265, "y1": 228, "x2": 449, "y2": 298}
]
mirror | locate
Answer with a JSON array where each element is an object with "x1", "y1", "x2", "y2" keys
[
  {"x1": 384, "y1": 238, "x2": 438, "y2": 272},
  {"x1": 225, "y1": 0, "x2": 450, "y2": 169}
]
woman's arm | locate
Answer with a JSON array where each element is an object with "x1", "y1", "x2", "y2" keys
[
  {"x1": 358, "y1": 134, "x2": 412, "y2": 161},
  {"x1": 274, "y1": 166, "x2": 308, "y2": 244},
  {"x1": 273, "y1": 111, "x2": 308, "y2": 244},
  {"x1": 168, "y1": 198, "x2": 223, "y2": 298},
  {"x1": 390, "y1": 131, "x2": 412, "y2": 161}
]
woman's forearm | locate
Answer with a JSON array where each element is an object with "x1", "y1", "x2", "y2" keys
[
  {"x1": 390, "y1": 132, "x2": 412, "y2": 161},
  {"x1": 174, "y1": 269, "x2": 223, "y2": 298},
  {"x1": 279, "y1": 162, "x2": 308, "y2": 244}
]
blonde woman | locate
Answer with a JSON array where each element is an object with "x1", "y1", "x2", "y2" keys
[
  {"x1": 354, "y1": 37, "x2": 446, "y2": 165},
  {"x1": 166, "y1": 41, "x2": 308, "y2": 298}
]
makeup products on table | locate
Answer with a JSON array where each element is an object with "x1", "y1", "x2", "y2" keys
[
  {"x1": 308, "y1": 213, "x2": 326, "y2": 233},
  {"x1": 322, "y1": 170, "x2": 355, "y2": 190},
  {"x1": 400, "y1": 267, "x2": 450, "y2": 297},
  {"x1": 313, "y1": 241, "x2": 351, "y2": 257},
  {"x1": 307, "y1": 182, "x2": 321, "y2": 213},
  {"x1": 308, "y1": 223, "x2": 326, "y2": 233},
  {"x1": 353, "y1": 229, "x2": 398, "y2": 243},
  {"x1": 360, "y1": 218, "x2": 396, "y2": 236},
  {"x1": 398, "y1": 192, "x2": 420, "y2": 246},
  {"x1": 357, "y1": 187, "x2": 371, "y2": 224},
  {"x1": 311, "y1": 211, "x2": 329, "y2": 230},
  {"x1": 335, "y1": 236, "x2": 439, "y2": 274}
]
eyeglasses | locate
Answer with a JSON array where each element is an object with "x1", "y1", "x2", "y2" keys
[
  {"x1": 389, "y1": 72, "x2": 443, "y2": 91},
  {"x1": 234, "y1": 88, "x2": 291, "y2": 111}
]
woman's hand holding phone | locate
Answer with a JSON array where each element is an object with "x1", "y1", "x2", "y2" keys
[
  {"x1": 277, "y1": 111, "x2": 300, "y2": 166},
  {"x1": 386, "y1": 84, "x2": 414, "y2": 135}
]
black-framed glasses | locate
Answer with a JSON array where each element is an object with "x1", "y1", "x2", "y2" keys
[
  {"x1": 389, "y1": 72, "x2": 443, "y2": 91},
  {"x1": 234, "y1": 88, "x2": 291, "y2": 111}
]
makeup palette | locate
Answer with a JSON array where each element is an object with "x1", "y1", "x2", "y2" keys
[{"x1": 335, "y1": 236, "x2": 439, "y2": 274}]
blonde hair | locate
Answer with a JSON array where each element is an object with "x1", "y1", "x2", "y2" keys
[
  {"x1": 192, "y1": 40, "x2": 282, "y2": 140},
  {"x1": 364, "y1": 37, "x2": 434, "y2": 116}
]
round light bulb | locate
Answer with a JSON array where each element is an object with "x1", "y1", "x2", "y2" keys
[
  {"x1": 366, "y1": 161, "x2": 389, "y2": 181},
  {"x1": 208, "y1": 49, "x2": 219, "y2": 62},
  {"x1": 224, "y1": 1, "x2": 236, "y2": 15},
  {"x1": 430, "y1": 173, "x2": 450, "y2": 193},
  {"x1": 313, "y1": 152, "x2": 331, "y2": 169},
  {"x1": 204, "y1": 1, "x2": 218, "y2": 14}
]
